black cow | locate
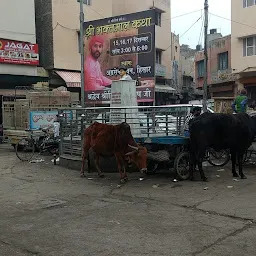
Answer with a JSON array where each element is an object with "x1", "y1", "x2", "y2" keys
[{"x1": 189, "y1": 113, "x2": 256, "y2": 181}]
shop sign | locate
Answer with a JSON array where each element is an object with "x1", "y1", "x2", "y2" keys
[{"x1": 0, "y1": 39, "x2": 39, "y2": 66}]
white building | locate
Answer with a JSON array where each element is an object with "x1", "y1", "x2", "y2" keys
[{"x1": 0, "y1": 0, "x2": 47, "y2": 97}]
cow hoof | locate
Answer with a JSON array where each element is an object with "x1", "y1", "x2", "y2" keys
[
  {"x1": 80, "y1": 173, "x2": 86, "y2": 178},
  {"x1": 99, "y1": 174, "x2": 105, "y2": 178},
  {"x1": 124, "y1": 177, "x2": 129, "y2": 182},
  {"x1": 241, "y1": 175, "x2": 247, "y2": 179},
  {"x1": 189, "y1": 176, "x2": 194, "y2": 181},
  {"x1": 202, "y1": 177, "x2": 208, "y2": 182},
  {"x1": 233, "y1": 173, "x2": 239, "y2": 178},
  {"x1": 120, "y1": 179, "x2": 126, "y2": 184}
]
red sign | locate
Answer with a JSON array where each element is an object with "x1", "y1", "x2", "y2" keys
[{"x1": 0, "y1": 39, "x2": 39, "y2": 66}]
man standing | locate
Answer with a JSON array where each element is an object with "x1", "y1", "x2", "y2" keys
[
  {"x1": 232, "y1": 89, "x2": 248, "y2": 113},
  {"x1": 184, "y1": 107, "x2": 201, "y2": 137},
  {"x1": 53, "y1": 114, "x2": 60, "y2": 139},
  {"x1": 119, "y1": 66, "x2": 133, "y2": 81},
  {"x1": 84, "y1": 35, "x2": 112, "y2": 91}
]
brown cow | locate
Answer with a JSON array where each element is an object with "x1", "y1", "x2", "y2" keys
[{"x1": 80, "y1": 122, "x2": 148, "y2": 183}]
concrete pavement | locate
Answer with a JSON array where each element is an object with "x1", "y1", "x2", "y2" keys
[{"x1": 0, "y1": 145, "x2": 256, "y2": 255}]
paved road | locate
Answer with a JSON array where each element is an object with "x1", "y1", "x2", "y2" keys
[{"x1": 0, "y1": 145, "x2": 256, "y2": 256}]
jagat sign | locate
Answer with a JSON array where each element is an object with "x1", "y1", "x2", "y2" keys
[
  {"x1": 83, "y1": 10, "x2": 156, "y2": 104},
  {"x1": 0, "y1": 38, "x2": 39, "y2": 66}
]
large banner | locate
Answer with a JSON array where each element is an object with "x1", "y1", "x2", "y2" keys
[
  {"x1": 83, "y1": 10, "x2": 155, "y2": 104},
  {"x1": 0, "y1": 39, "x2": 39, "y2": 66}
]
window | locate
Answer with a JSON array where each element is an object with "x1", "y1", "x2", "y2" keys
[
  {"x1": 156, "y1": 50, "x2": 162, "y2": 64},
  {"x1": 243, "y1": 0, "x2": 255, "y2": 8},
  {"x1": 77, "y1": 0, "x2": 91, "y2": 5},
  {"x1": 243, "y1": 36, "x2": 256, "y2": 56},
  {"x1": 155, "y1": 12, "x2": 162, "y2": 26},
  {"x1": 197, "y1": 60, "x2": 204, "y2": 78},
  {"x1": 218, "y1": 52, "x2": 228, "y2": 70}
]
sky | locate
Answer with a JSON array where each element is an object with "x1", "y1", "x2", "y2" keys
[{"x1": 171, "y1": 0, "x2": 231, "y2": 49}]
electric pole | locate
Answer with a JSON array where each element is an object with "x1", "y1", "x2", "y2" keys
[
  {"x1": 80, "y1": 0, "x2": 85, "y2": 107},
  {"x1": 203, "y1": 0, "x2": 209, "y2": 113}
]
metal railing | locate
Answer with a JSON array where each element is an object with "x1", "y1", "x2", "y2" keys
[{"x1": 58, "y1": 106, "x2": 188, "y2": 159}]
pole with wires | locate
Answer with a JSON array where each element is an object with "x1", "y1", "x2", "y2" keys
[
  {"x1": 202, "y1": 0, "x2": 208, "y2": 113},
  {"x1": 80, "y1": 0, "x2": 85, "y2": 107}
]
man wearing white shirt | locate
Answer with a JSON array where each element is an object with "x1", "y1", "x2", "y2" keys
[
  {"x1": 119, "y1": 66, "x2": 133, "y2": 81},
  {"x1": 53, "y1": 115, "x2": 60, "y2": 138}
]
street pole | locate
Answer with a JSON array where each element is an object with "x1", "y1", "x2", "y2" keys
[
  {"x1": 202, "y1": 0, "x2": 208, "y2": 113},
  {"x1": 80, "y1": 0, "x2": 85, "y2": 107}
]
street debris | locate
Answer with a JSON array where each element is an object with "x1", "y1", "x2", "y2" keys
[
  {"x1": 117, "y1": 184, "x2": 122, "y2": 188},
  {"x1": 227, "y1": 186, "x2": 233, "y2": 189},
  {"x1": 216, "y1": 175, "x2": 220, "y2": 178},
  {"x1": 152, "y1": 184, "x2": 159, "y2": 188},
  {"x1": 29, "y1": 159, "x2": 44, "y2": 163},
  {"x1": 203, "y1": 187, "x2": 209, "y2": 190},
  {"x1": 233, "y1": 178, "x2": 239, "y2": 182},
  {"x1": 139, "y1": 177, "x2": 144, "y2": 181},
  {"x1": 108, "y1": 220, "x2": 120, "y2": 225},
  {"x1": 87, "y1": 178, "x2": 93, "y2": 180},
  {"x1": 217, "y1": 169, "x2": 225, "y2": 172},
  {"x1": 173, "y1": 179, "x2": 178, "y2": 182}
]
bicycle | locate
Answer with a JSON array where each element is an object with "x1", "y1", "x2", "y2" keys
[{"x1": 15, "y1": 128, "x2": 59, "y2": 162}]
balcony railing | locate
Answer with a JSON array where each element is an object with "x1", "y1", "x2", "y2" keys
[{"x1": 211, "y1": 69, "x2": 239, "y2": 84}]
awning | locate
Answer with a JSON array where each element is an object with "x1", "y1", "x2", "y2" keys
[
  {"x1": 0, "y1": 74, "x2": 48, "y2": 84},
  {"x1": 0, "y1": 89, "x2": 28, "y2": 96},
  {"x1": 155, "y1": 84, "x2": 176, "y2": 93},
  {"x1": 55, "y1": 71, "x2": 81, "y2": 88}
]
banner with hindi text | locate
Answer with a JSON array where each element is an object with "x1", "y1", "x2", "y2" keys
[{"x1": 83, "y1": 10, "x2": 155, "y2": 104}]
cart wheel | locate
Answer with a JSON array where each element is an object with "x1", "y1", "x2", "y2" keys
[
  {"x1": 207, "y1": 149, "x2": 230, "y2": 167},
  {"x1": 174, "y1": 152, "x2": 190, "y2": 180}
]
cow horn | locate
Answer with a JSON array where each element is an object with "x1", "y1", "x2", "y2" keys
[
  {"x1": 125, "y1": 151, "x2": 133, "y2": 156},
  {"x1": 128, "y1": 144, "x2": 138, "y2": 151}
]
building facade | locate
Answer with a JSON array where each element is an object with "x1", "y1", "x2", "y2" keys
[
  {"x1": 35, "y1": 0, "x2": 173, "y2": 105},
  {"x1": 195, "y1": 34, "x2": 236, "y2": 98},
  {"x1": 231, "y1": 0, "x2": 256, "y2": 102},
  {"x1": 179, "y1": 44, "x2": 202, "y2": 102},
  {"x1": 171, "y1": 33, "x2": 182, "y2": 91},
  {"x1": 0, "y1": 0, "x2": 47, "y2": 131},
  {"x1": 0, "y1": 0, "x2": 47, "y2": 95}
]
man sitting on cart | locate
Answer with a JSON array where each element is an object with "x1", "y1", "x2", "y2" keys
[{"x1": 184, "y1": 107, "x2": 201, "y2": 138}]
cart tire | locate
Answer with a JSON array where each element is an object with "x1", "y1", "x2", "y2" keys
[
  {"x1": 15, "y1": 138, "x2": 35, "y2": 162},
  {"x1": 207, "y1": 149, "x2": 230, "y2": 167},
  {"x1": 174, "y1": 152, "x2": 190, "y2": 180}
]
